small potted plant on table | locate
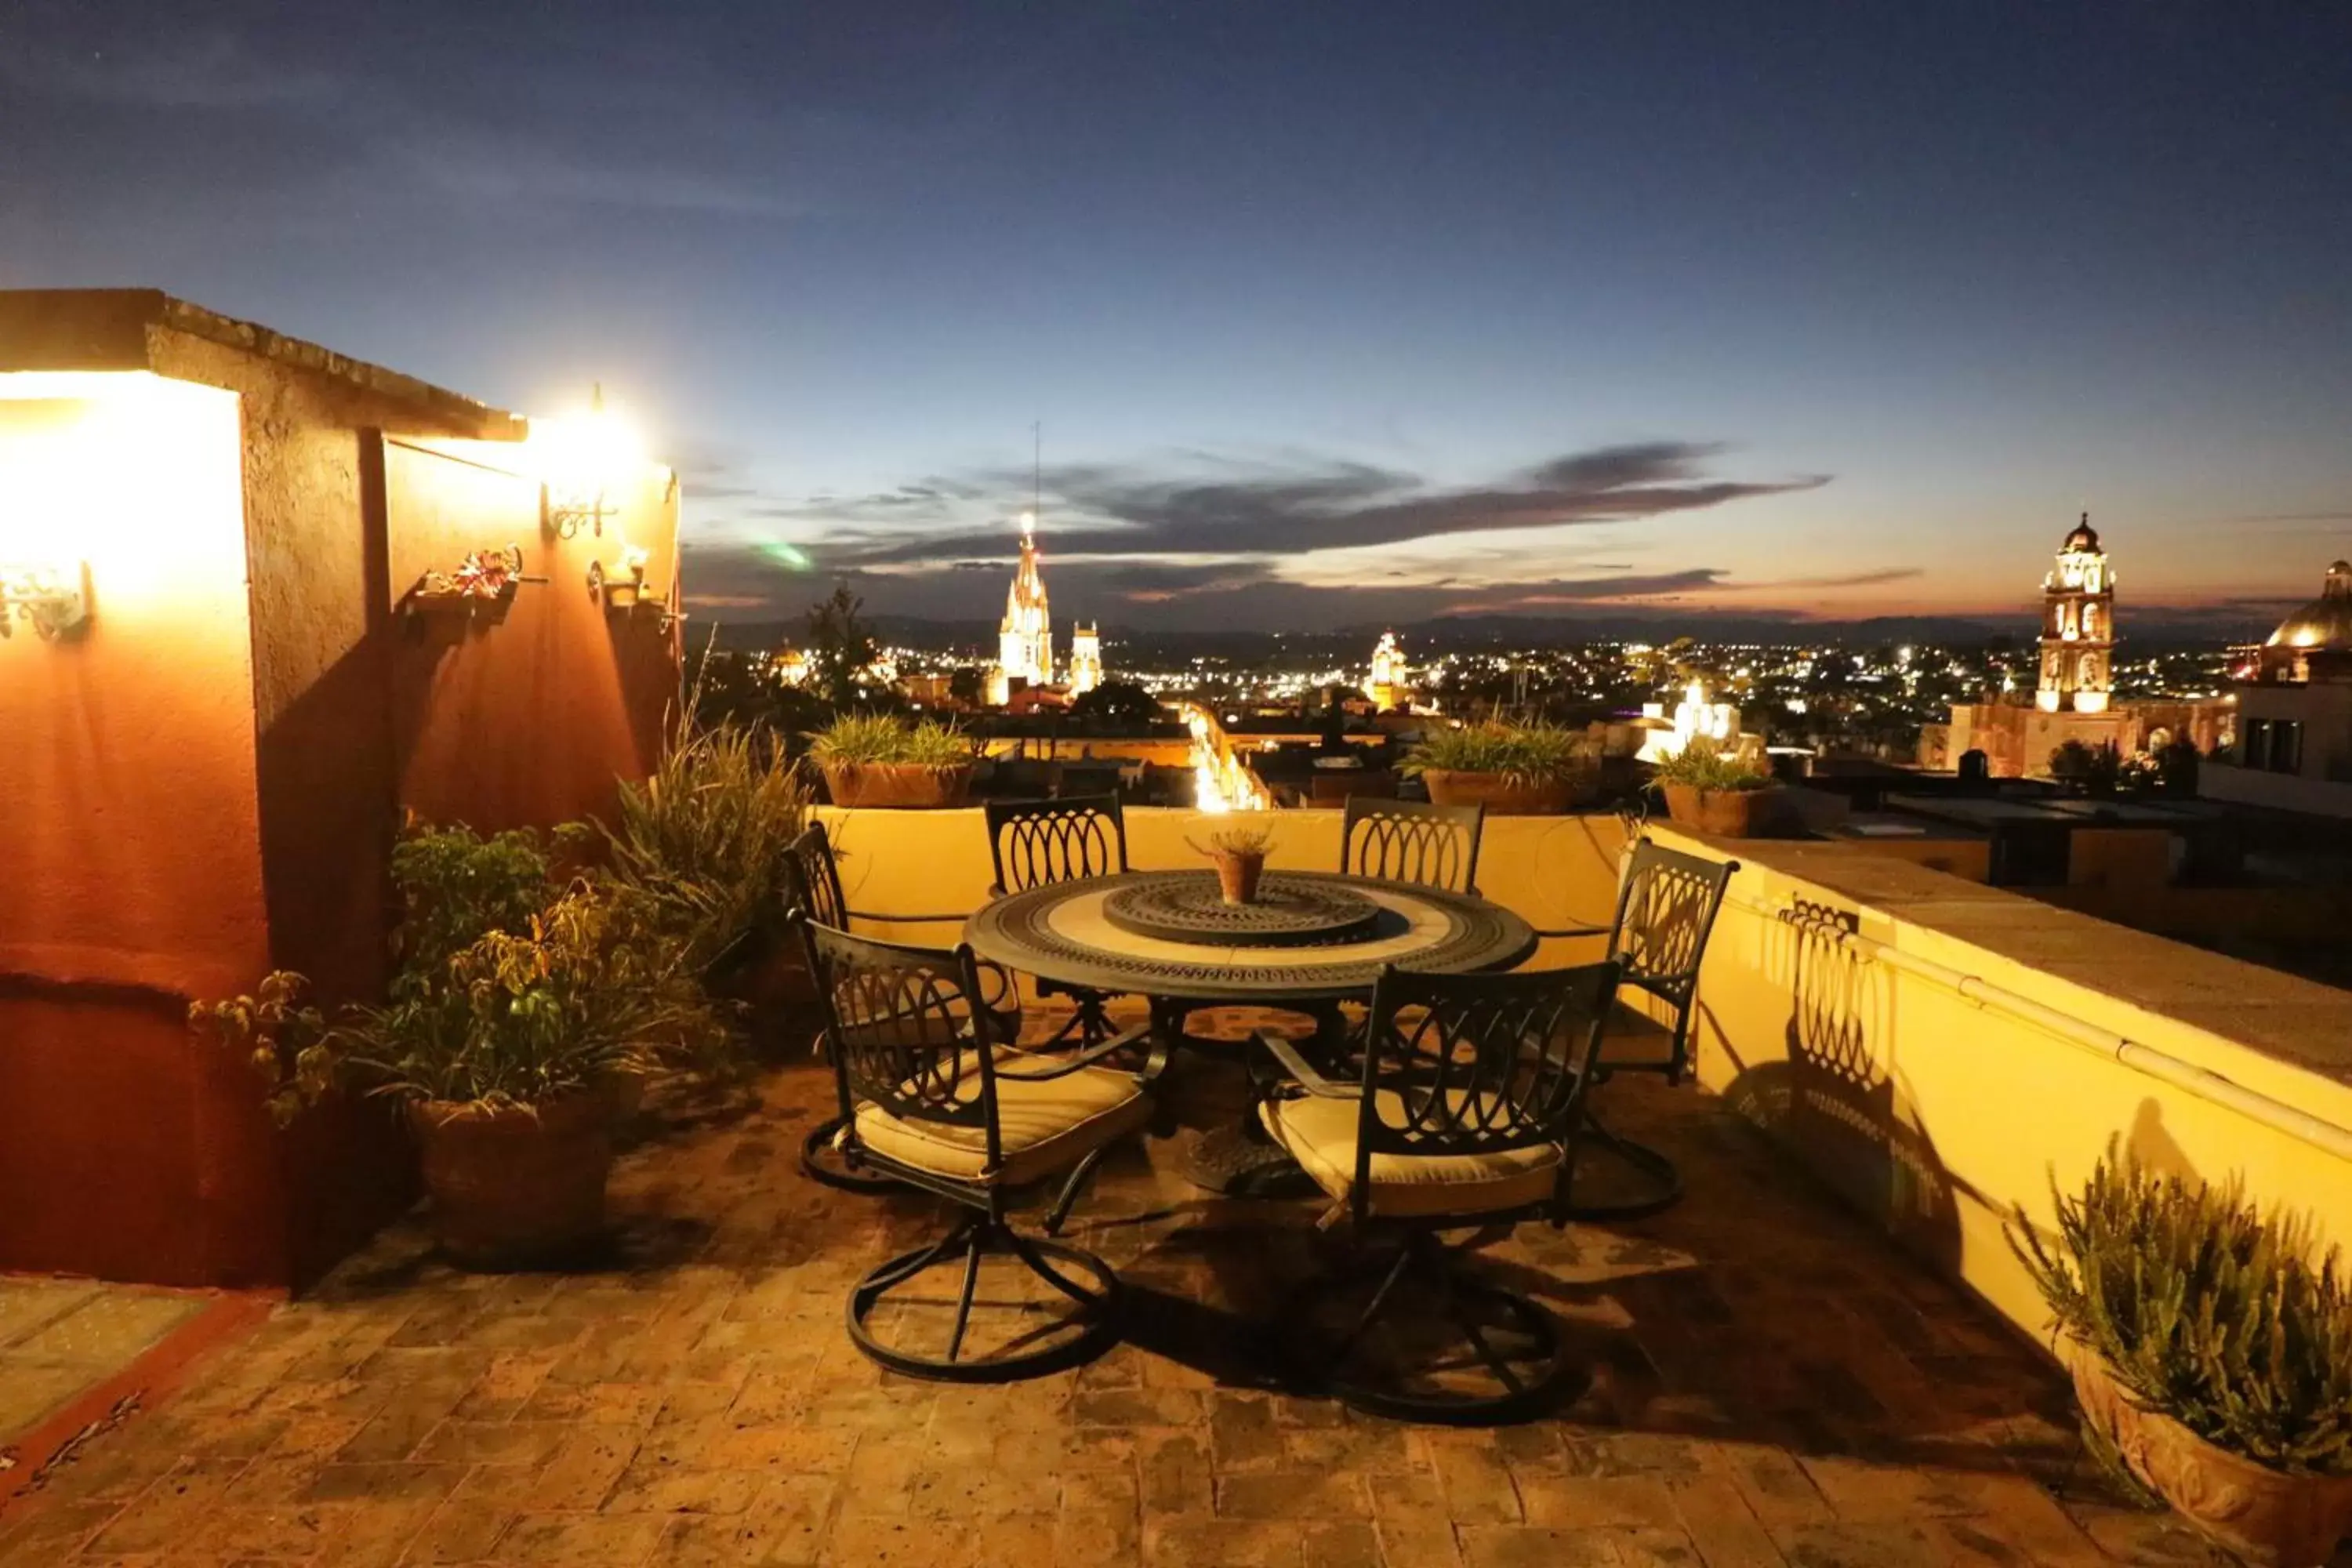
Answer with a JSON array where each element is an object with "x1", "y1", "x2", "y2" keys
[
  {"x1": 1652, "y1": 741, "x2": 1782, "y2": 837},
  {"x1": 2009, "y1": 1142, "x2": 2352, "y2": 1566},
  {"x1": 1191, "y1": 822, "x2": 1274, "y2": 905},
  {"x1": 1401, "y1": 720, "x2": 1595, "y2": 815},
  {"x1": 809, "y1": 713, "x2": 976, "y2": 808}
]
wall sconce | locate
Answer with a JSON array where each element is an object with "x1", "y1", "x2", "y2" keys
[
  {"x1": 1, "y1": 562, "x2": 91, "y2": 639},
  {"x1": 534, "y1": 384, "x2": 637, "y2": 540},
  {"x1": 587, "y1": 545, "x2": 656, "y2": 610}
]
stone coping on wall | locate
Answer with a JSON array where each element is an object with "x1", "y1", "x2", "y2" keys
[{"x1": 1646, "y1": 822, "x2": 2352, "y2": 1098}]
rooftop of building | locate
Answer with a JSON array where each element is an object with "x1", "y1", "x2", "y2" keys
[{"x1": 0, "y1": 289, "x2": 524, "y2": 439}]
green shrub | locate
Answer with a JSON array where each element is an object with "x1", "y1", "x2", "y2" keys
[
  {"x1": 1650, "y1": 741, "x2": 1774, "y2": 792},
  {"x1": 1400, "y1": 720, "x2": 1595, "y2": 787},
  {"x1": 387, "y1": 822, "x2": 558, "y2": 994},
  {"x1": 2007, "y1": 1139, "x2": 2352, "y2": 1475},
  {"x1": 808, "y1": 713, "x2": 972, "y2": 768},
  {"x1": 599, "y1": 720, "x2": 807, "y2": 971}
]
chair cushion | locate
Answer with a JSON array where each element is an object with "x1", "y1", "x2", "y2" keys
[
  {"x1": 855, "y1": 1052, "x2": 1149, "y2": 1186},
  {"x1": 1258, "y1": 1091, "x2": 1563, "y2": 1220}
]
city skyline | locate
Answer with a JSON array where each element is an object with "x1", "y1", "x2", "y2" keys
[{"x1": 8, "y1": 2, "x2": 2349, "y2": 630}]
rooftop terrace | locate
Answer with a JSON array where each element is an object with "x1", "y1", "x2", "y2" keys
[{"x1": 0, "y1": 1001, "x2": 2245, "y2": 1568}]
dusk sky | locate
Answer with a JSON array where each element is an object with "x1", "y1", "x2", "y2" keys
[{"x1": 6, "y1": 2, "x2": 2349, "y2": 633}]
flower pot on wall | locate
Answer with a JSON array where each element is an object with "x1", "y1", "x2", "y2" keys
[
  {"x1": 821, "y1": 761, "x2": 975, "y2": 809},
  {"x1": 1663, "y1": 782, "x2": 1782, "y2": 838},
  {"x1": 408, "y1": 1092, "x2": 615, "y2": 1268},
  {"x1": 1421, "y1": 770, "x2": 1574, "y2": 815},
  {"x1": 2064, "y1": 1340, "x2": 2352, "y2": 1567}
]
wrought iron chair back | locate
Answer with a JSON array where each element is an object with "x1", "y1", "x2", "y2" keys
[
  {"x1": 1348, "y1": 961, "x2": 1620, "y2": 1225},
  {"x1": 782, "y1": 822, "x2": 851, "y2": 931},
  {"x1": 1340, "y1": 797, "x2": 1484, "y2": 894},
  {"x1": 1602, "y1": 840, "x2": 1736, "y2": 1081},
  {"x1": 797, "y1": 920, "x2": 999, "y2": 1160},
  {"x1": 985, "y1": 793, "x2": 1128, "y2": 894}
]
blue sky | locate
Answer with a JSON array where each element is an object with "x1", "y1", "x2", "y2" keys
[{"x1": 5, "y1": 1, "x2": 2348, "y2": 630}]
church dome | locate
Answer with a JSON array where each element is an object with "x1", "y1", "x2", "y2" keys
[
  {"x1": 2266, "y1": 561, "x2": 2352, "y2": 650},
  {"x1": 2062, "y1": 513, "x2": 2100, "y2": 554}
]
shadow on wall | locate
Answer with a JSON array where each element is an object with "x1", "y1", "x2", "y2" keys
[{"x1": 1719, "y1": 896, "x2": 1964, "y2": 1279}]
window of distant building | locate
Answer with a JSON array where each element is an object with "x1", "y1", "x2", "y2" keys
[{"x1": 2244, "y1": 718, "x2": 2305, "y2": 775}]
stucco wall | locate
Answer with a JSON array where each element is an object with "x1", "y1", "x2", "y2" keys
[
  {"x1": 388, "y1": 438, "x2": 679, "y2": 833},
  {"x1": 0, "y1": 373, "x2": 273, "y2": 1283}
]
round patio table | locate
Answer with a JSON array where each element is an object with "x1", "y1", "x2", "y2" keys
[{"x1": 964, "y1": 869, "x2": 1537, "y2": 1193}]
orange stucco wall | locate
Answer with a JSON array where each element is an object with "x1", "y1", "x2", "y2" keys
[
  {"x1": 388, "y1": 438, "x2": 677, "y2": 833},
  {"x1": 0, "y1": 333, "x2": 682, "y2": 1289},
  {"x1": 0, "y1": 374, "x2": 276, "y2": 1283}
]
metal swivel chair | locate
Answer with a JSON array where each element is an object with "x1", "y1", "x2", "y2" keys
[
  {"x1": 983, "y1": 794, "x2": 1131, "y2": 1048},
  {"x1": 796, "y1": 918, "x2": 1161, "y2": 1381},
  {"x1": 1339, "y1": 797, "x2": 1485, "y2": 893},
  {"x1": 1254, "y1": 960, "x2": 1622, "y2": 1423},
  {"x1": 1530, "y1": 837, "x2": 1738, "y2": 1219},
  {"x1": 782, "y1": 821, "x2": 1023, "y2": 1192}
]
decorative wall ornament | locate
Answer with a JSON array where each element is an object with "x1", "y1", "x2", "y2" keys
[
  {"x1": 0, "y1": 561, "x2": 91, "y2": 639},
  {"x1": 405, "y1": 545, "x2": 535, "y2": 619}
]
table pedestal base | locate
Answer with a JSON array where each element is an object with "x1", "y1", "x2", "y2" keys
[{"x1": 1178, "y1": 1127, "x2": 1318, "y2": 1199}]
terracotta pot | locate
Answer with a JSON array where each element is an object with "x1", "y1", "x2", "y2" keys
[
  {"x1": 1421, "y1": 770, "x2": 1575, "y2": 815},
  {"x1": 1663, "y1": 781, "x2": 1782, "y2": 837},
  {"x1": 821, "y1": 760, "x2": 974, "y2": 809},
  {"x1": 407, "y1": 1091, "x2": 615, "y2": 1269},
  {"x1": 2064, "y1": 1339, "x2": 2352, "y2": 1566},
  {"x1": 1211, "y1": 850, "x2": 1266, "y2": 905}
]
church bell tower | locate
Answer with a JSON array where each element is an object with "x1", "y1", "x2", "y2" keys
[{"x1": 2037, "y1": 514, "x2": 2114, "y2": 714}]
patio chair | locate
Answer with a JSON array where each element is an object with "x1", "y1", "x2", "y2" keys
[
  {"x1": 1528, "y1": 837, "x2": 1739, "y2": 1219},
  {"x1": 795, "y1": 917, "x2": 1162, "y2": 1381},
  {"x1": 1339, "y1": 797, "x2": 1485, "y2": 893},
  {"x1": 984, "y1": 794, "x2": 1131, "y2": 1048},
  {"x1": 1254, "y1": 959, "x2": 1622, "y2": 1423},
  {"x1": 1284, "y1": 795, "x2": 1490, "y2": 1049},
  {"x1": 782, "y1": 821, "x2": 1022, "y2": 1192}
]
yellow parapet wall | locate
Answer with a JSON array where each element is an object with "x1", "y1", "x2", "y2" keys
[{"x1": 813, "y1": 804, "x2": 2352, "y2": 1353}]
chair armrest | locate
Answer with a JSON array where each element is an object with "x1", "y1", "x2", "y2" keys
[
  {"x1": 991, "y1": 1022, "x2": 1156, "y2": 1080},
  {"x1": 1528, "y1": 923, "x2": 1610, "y2": 940},
  {"x1": 845, "y1": 906, "x2": 971, "y2": 925},
  {"x1": 1254, "y1": 1029, "x2": 1358, "y2": 1099}
]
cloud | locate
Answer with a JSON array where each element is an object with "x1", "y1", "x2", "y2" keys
[{"x1": 811, "y1": 442, "x2": 1828, "y2": 568}]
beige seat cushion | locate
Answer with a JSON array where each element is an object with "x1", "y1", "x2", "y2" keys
[
  {"x1": 855, "y1": 1052, "x2": 1149, "y2": 1186},
  {"x1": 1259, "y1": 1091, "x2": 1563, "y2": 1219}
]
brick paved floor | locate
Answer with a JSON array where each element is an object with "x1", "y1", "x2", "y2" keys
[{"x1": 0, "y1": 1004, "x2": 2302, "y2": 1566}]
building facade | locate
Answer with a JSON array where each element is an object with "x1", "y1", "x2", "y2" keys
[
  {"x1": 0, "y1": 289, "x2": 681, "y2": 1287},
  {"x1": 1367, "y1": 630, "x2": 1408, "y2": 710}
]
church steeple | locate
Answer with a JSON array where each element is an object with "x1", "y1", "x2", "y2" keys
[
  {"x1": 993, "y1": 510, "x2": 1054, "y2": 700},
  {"x1": 2037, "y1": 512, "x2": 2114, "y2": 714}
]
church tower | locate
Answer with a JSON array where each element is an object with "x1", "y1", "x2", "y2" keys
[
  {"x1": 1068, "y1": 623, "x2": 1102, "y2": 695},
  {"x1": 2036, "y1": 514, "x2": 2114, "y2": 715},
  {"x1": 995, "y1": 513, "x2": 1053, "y2": 698},
  {"x1": 1367, "y1": 630, "x2": 1407, "y2": 710}
]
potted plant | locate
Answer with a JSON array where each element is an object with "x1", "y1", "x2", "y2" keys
[
  {"x1": 1652, "y1": 742, "x2": 1782, "y2": 837},
  {"x1": 1400, "y1": 720, "x2": 1596, "y2": 815},
  {"x1": 598, "y1": 713, "x2": 808, "y2": 1060},
  {"x1": 193, "y1": 825, "x2": 727, "y2": 1269},
  {"x1": 1190, "y1": 822, "x2": 1274, "y2": 905},
  {"x1": 2008, "y1": 1143, "x2": 2352, "y2": 1566},
  {"x1": 808, "y1": 713, "x2": 976, "y2": 808}
]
